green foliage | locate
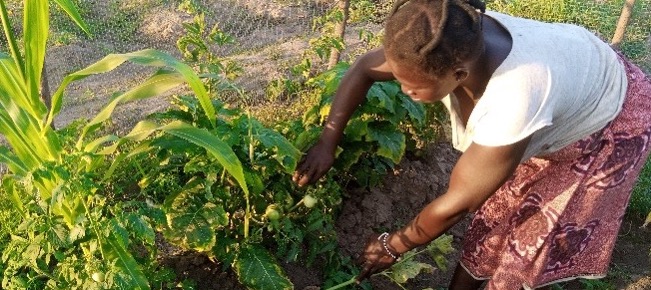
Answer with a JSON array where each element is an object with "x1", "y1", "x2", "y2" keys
[
  {"x1": 348, "y1": 0, "x2": 377, "y2": 23},
  {"x1": 10, "y1": 1, "x2": 650, "y2": 290},
  {"x1": 176, "y1": 12, "x2": 242, "y2": 97},
  {"x1": 291, "y1": 62, "x2": 432, "y2": 187},
  {"x1": 49, "y1": 0, "x2": 160, "y2": 45},
  {"x1": 233, "y1": 244, "x2": 293, "y2": 289},
  {"x1": 326, "y1": 235, "x2": 455, "y2": 290},
  {"x1": 631, "y1": 158, "x2": 651, "y2": 223},
  {"x1": 265, "y1": 0, "x2": 351, "y2": 99},
  {"x1": 130, "y1": 94, "x2": 346, "y2": 289},
  {"x1": 0, "y1": 160, "x2": 170, "y2": 289},
  {"x1": 0, "y1": 1, "x2": 239, "y2": 288},
  {"x1": 49, "y1": 0, "x2": 92, "y2": 45},
  {"x1": 176, "y1": 0, "x2": 204, "y2": 14},
  {"x1": 379, "y1": 235, "x2": 454, "y2": 286},
  {"x1": 579, "y1": 278, "x2": 616, "y2": 290},
  {"x1": 310, "y1": 5, "x2": 346, "y2": 62}
]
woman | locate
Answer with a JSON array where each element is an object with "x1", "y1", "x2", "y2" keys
[{"x1": 292, "y1": 0, "x2": 651, "y2": 289}]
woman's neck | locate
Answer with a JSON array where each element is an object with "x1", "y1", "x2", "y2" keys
[{"x1": 456, "y1": 12, "x2": 512, "y2": 103}]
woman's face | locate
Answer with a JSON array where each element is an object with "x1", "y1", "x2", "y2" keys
[{"x1": 386, "y1": 57, "x2": 461, "y2": 103}]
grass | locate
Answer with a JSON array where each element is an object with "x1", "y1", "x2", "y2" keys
[
  {"x1": 0, "y1": 187, "x2": 21, "y2": 255},
  {"x1": 488, "y1": 0, "x2": 651, "y2": 71},
  {"x1": 49, "y1": 0, "x2": 162, "y2": 48},
  {"x1": 630, "y1": 158, "x2": 651, "y2": 219}
]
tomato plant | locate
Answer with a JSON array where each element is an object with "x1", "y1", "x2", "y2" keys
[{"x1": 286, "y1": 62, "x2": 432, "y2": 188}]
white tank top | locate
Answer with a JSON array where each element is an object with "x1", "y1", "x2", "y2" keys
[{"x1": 443, "y1": 11, "x2": 628, "y2": 161}]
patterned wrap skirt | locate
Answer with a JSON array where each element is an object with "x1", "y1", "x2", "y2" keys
[{"x1": 460, "y1": 53, "x2": 651, "y2": 290}]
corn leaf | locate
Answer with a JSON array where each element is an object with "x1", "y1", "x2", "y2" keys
[
  {"x1": 159, "y1": 121, "x2": 248, "y2": 195},
  {"x1": 102, "y1": 233, "x2": 150, "y2": 290},
  {"x1": 48, "y1": 49, "x2": 214, "y2": 131},
  {"x1": 0, "y1": 90, "x2": 61, "y2": 169},
  {"x1": 0, "y1": 54, "x2": 35, "y2": 117},
  {"x1": 0, "y1": 53, "x2": 45, "y2": 121},
  {"x1": 0, "y1": 146, "x2": 28, "y2": 176},
  {"x1": 24, "y1": 0, "x2": 48, "y2": 115},
  {"x1": 51, "y1": 0, "x2": 90, "y2": 35},
  {"x1": 0, "y1": 1, "x2": 24, "y2": 79},
  {"x1": 84, "y1": 135, "x2": 119, "y2": 153},
  {"x1": 0, "y1": 109, "x2": 44, "y2": 170},
  {"x1": 76, "y1": 69, "x2": 186, "y2": 149},
  {"x1": 102, "y1": 140, "x2": 156, "y2": 181},
  {"x1": 98, "y1": 120, "x2": 248, "y2": 195}
]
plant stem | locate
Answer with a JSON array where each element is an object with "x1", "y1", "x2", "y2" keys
[
  {"x1": 244, "y1": 110, "x2": 254, "y2": 239},
  {"x1": 324, "y1": 277, "x2": 357, "y2": 290},
  {"x1": 324, "y1": 245, "x2": 433, "y2": 290},
  {"x1": 288, "y1": 198, "x2": 305, "y2": 212},
  {"x1": 81, "y1": 195, "x2": 106, "y2": 259}
]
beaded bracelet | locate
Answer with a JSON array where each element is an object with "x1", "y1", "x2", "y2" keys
[{"x1": 377, "y1": 232, "x2": 400, "y2": 260}]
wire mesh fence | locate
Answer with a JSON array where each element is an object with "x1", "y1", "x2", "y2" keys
[
  {"x1": 3, "y1": 0, "x2": 648, "y2": 128},
  {"x1": 487, "y1": 0, "x2": 651, "y2": 69}
]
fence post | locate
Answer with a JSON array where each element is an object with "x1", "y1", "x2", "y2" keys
[
  {"x1": 328, "y1": 0, "x2": 350, "y2": 69},
  {"x1": 611, "y1": 0, "x2": 636, "y2": 49}
]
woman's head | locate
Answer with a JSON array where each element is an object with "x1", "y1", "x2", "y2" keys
[{"x1": 384, "y1": 0, "x2": 485, "y2": 77}]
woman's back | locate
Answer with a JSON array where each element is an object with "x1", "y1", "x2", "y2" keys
[{"x1": 446, "y1": 11, "x2": 628, "y2": 160}]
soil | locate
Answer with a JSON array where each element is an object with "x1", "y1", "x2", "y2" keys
[{"x1": 42, "y1": 1, "x2": 650, "y2": 289}]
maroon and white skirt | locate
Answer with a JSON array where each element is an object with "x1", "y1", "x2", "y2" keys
[{"x1": 460, "y1": 53, "x2": 651, "y2": 289}]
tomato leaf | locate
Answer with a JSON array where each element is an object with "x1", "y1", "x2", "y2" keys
[
  {"x1": 233, "y1": 244, "x2": 293, "y2": 290},
  {"x1": 387, "y1": 259, "x2": 434, "y2": 284}
]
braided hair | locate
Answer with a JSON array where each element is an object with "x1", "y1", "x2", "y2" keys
[{"x1": 384, "y1": 0, "x2": 486, "y2": 76}]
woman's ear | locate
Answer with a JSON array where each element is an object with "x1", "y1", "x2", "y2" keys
[{"x1": 454, "y1": 69, "x2": 469, "y2": 82}]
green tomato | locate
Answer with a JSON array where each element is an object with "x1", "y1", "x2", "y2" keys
[
  {"x1": 303, "y1": 195, "x2": 317, "y2": 208},
  {"x1": 265, "y1": 205, "x2": 281, "y2": 221},
  {"x1": 92, "y1": 272, "x2": 105, "y2": 283}
]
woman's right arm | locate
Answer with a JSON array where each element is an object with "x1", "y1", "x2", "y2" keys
[{"x1": 293, "y1": 47, "x2": 395, "y2": 187}]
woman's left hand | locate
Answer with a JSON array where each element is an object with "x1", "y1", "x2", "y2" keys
[{"x1": 355, "y1": 233, "x2": 399, "y2": 283}]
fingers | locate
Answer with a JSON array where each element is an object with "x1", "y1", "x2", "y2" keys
[
  {"x1": 293, "y1": 163, "x2": 316, "y2": 187},
  {"x1": 292, "y1": 159, "x2": 311, "y2": 186},
  {"x1": 355, "y1": 262, "x2": 374, "y2": 283},
  {"x1": 293, "y1": 159, "x2": 327, "y2": 187},
  {"x1": 354, "y1": 233, "x2": 397, "y2": 284},
  {"x1": 356, "y1": 258, "x2": 390, "y2": 283},
  {"x1": 297, "y1": 171, "x2": 314, "y2": 187},
  {"x1": 292, "y1": 145, "x2": 334, "y2": 187}
]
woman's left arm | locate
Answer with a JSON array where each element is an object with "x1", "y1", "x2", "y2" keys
[{"x1": 356, "y1": 135, "x2": 532, "y2": 281}]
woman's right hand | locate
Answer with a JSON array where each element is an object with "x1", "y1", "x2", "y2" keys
[{"x1": 292, "y1": 139, "x2": 337, "y2": 187}]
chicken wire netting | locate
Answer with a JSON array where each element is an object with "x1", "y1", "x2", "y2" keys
[{"x1": 1, "y1": 0, "x2": 649, "y2": 128}]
